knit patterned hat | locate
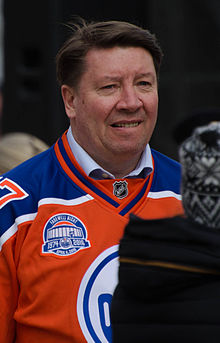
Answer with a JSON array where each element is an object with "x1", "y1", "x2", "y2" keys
[{"x1": 179, "y1": 121, "x2": 220, "y2": 229}]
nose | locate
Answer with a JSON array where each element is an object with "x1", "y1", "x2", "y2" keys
[{"x1": 116, "y1": 86, "x2": 143, "y2": 112}]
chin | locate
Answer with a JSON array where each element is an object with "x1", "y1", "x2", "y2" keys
[{"x1": 111, "y1": 145, "x2": 144, "y2": 156}]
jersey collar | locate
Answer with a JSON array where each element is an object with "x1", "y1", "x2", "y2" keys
[{"x1": 67, "y1": 126, "x2": 153, "y2": 179}]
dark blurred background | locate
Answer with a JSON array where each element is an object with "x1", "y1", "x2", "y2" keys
[{"x1": 1, "y1": 0, "x2": 220, "y2": 160}]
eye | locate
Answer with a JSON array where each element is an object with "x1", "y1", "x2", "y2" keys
[
  {"x1": 138, "y1": 80, "x2": 151, "y2": 87},
  {"x1": 102, "y1": 84, "x2": 116, "y2": 89},
  {"x1": 136, "y1": 80, "x2": 153, "y2": 92},
  {"x1": 98, "y1": 84, "x2": 118, "y2": 95}
]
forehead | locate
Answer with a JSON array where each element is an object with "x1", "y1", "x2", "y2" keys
[{"x1": 84, "y1": 46, "x2": 156, "y2": 76}]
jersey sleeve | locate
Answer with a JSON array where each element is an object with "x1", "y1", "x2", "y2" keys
[
  {"x1": 0, "y1": 175, "x2": 31, "y2": 343},
  {"x1": 0, "y1": 235, "x2": 18, "y2": 342}
]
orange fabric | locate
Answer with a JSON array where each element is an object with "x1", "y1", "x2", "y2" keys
[{"x1": 0, "y1": 133, "x2": 183, "y2": 342}]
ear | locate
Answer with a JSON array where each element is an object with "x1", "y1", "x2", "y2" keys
[{"x1": 61, "y1": 85, "x2": 76, "y2": 119}]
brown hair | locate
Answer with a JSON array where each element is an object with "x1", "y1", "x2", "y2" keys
[{"x1": 56, "y1": 18, "x2": 163, "y2": 87}]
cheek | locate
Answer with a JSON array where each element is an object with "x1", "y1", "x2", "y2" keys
[
  {"x1": 76, "y1": 92, "x2": 117, "y2": 127},
  {"x1": 145, "y1": 94, "x2": 158, "y2": 115},
  {"x1": 89, "y1": 101, "x2": 113, "y2": 125}
]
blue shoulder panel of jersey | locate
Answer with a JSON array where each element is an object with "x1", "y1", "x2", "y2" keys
[
  {"x1": 151, "y1": 149, "x2": 181, "y2": 194},
  {"x1": 0, "y1": 145, "x2": 88, "y2": 237}
]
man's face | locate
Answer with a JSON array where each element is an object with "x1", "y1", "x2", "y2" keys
[{"x1": 62, "y1": 46, "x2": 158, "y2": 168}]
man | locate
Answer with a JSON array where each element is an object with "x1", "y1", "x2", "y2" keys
[{"x1": 0, "y1": 18, "x2": 183, "y2": 343}]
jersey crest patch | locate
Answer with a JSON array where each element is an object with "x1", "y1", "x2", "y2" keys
[
  {"x1": 113, "y1": 181, "x2": 128, "y2": 199},
  {"x1": 42, "y1": 213, "x2": 90, "y2": 256}
]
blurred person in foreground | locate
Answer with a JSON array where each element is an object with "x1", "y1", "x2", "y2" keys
[
  {"x1": 111, "y1": 121, "x2": 220, "y2": 343},
  {"x1": 0, "y1": 18, "x2": 183, "y2": 343},
  {"x1": 0, "y1": 132, "x2": 49, "y2": 174}
]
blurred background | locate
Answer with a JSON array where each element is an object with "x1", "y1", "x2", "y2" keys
[{"x1": 0, "y1": 0, "x2": 220, "y2": 160}]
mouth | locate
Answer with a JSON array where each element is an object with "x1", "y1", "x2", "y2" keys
[{"x1": 111, "y1": 122, "x2": 140, "y2": 128}]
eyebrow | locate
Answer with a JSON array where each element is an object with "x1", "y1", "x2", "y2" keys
[
  {"x1": 136, "y1": 72, "x2": 156, "y2": 79},
  {"x1": 101, "y1": 76, "x2": 121, "y2": 82},
  {"x1": 101, "y1": 72, "x2": 155, "y2": 81}
]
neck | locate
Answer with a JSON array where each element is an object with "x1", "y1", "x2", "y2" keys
[
  {"x1": 94, "y1": 153, "x2": 142, "y2": 178},
  {"x1": 67, "y1": 128, "x2": 145, "y2": 178}
]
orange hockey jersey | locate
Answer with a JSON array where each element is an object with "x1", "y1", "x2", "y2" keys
[{"x1": 0, "y1": 132, "x2": 183, "y2": 343}]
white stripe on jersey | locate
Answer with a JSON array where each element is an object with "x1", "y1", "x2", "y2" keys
[
  {"x1": 148, "y1": 191, "x2": 182, "y2": 201},
  {"x1": 0, "y1": 213, "x2": 37, "y2": 251},
  {"x1": 38, "y1": 195, "x2": 94, "y2": 207}
]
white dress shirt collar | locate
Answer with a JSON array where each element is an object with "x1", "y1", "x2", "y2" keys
[{"x1": 66, "y1": 127, "x2": 153, "y2": 179}]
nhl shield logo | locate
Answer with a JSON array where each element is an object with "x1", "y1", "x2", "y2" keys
[
  {"x1": 113, "y1": 181, "x2": 128, "y2": 199},
  {"x1": 42, "y1": 213, "x2": 90, "y2": 256}
]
